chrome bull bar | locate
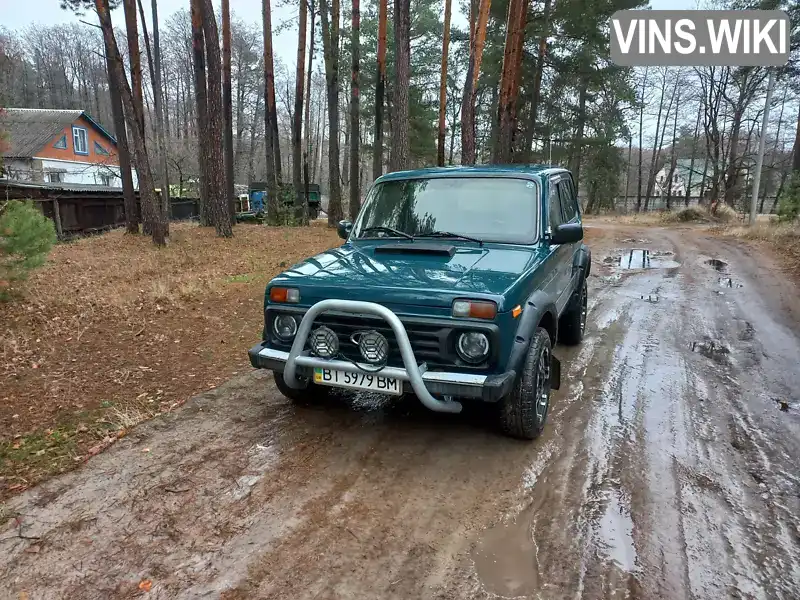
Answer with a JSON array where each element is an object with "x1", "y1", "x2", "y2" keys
[{"x1": 282, "y1": 299, "x2": 463, "y2": 414}]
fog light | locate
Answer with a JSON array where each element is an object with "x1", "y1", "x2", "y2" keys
[
  {"x1": 351, "y1": 330, "x2": 389, "y2": 364},
  {"x1": 310, "y1": 326, "x2": 339, "y2": 358},
  {"x1": 273, "y1": 314, "x2": 298, "y2": 340},
  {"x1": 456, "y1": 331, "x2": 490, "y2": 363}
]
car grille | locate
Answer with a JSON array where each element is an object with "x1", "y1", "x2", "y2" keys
[{"x1": 311, "y1": 313, "x2": 447, "y2": 368}]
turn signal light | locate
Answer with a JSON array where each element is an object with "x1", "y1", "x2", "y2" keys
[
  {"x1": 452, "y1": 299, "x2": 497, "y2": 320},
  {"x1": 269, "y1": 287, "x2": 300, "y2": 303}
]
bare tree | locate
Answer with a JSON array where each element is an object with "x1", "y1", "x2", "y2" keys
[
  {"x1": 436, "y1": 0, "x2": 452, "y2": 167},
  {"x1": 263, "y1": 0, "x2": 283, "y2": 222},
  {"x1": 222, "y1": 0, "x2": 235, "y2": 221},
  {"x1": 389, "y1": 0, "x2": 411, "y2": 171},
  {"x1": 372, "y1": 0, "x2": 387, "y2": 179},
  {"x1": 460, "y1": 0, "x2": 491, "y2": 165},
  {"x1": 293, "y1": 0, "x2": 308, "y2": 221},
  {"x1": 349, "y1": 0, "x2": 361, "y2": 219},
  {"x1": 319, "y1": 0, "x2": 343, "y2": 224},
  {"x1": 493, "y1": 0, "x2": 527, "y2": 163}
]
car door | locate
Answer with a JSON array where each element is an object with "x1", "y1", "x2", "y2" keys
[
  {"x1": 555, "y1": 175, "x2": 582, "y2": 307},
  {"x1": 546, "y1": 175, "x2": 573, "y2": 314}
]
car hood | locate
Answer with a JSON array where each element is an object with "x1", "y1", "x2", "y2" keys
[{"x1": 270, "y1": 241, "x2": 546, "y2": 311}]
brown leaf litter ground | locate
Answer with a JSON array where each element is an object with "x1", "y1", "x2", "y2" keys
[{"x1": 0, "y1": 222, "x2": 339, "y2": 500}]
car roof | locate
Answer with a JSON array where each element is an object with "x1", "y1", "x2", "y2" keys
[{"x1": 375, "y1": 164, "x2": 568, "y2": 183}]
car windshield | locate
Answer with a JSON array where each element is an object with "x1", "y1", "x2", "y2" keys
[{"x1": 353, "y1": 177, "x2": 539, "y2": 244}]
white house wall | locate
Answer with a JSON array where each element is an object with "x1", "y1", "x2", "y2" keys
[
  {"x1": 38, "y1": 158, "x2": 139, "y2": 188},
  {"x1": 2, "y1": 157, "x2": 139, "y2": 189}
]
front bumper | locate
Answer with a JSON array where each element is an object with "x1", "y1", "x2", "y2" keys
[
  {"x1": 248, "y1": 344, "x2": 516, "y2": 403},
  {"x1": 249, "y1": 298, "x2": 519, "y2": 413}
]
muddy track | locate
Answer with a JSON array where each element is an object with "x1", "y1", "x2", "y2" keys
[{"x1": 2, "y1": 225, "x2": 799, "y2": 600}]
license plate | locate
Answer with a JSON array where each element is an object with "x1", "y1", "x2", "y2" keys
[{"x1": 313, "y1": 368, "x2": 402, "y2": 395}]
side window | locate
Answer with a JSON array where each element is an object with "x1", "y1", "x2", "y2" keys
[
  {"x1": 558, "y1": 181, "x2": 578, "y2": 222},
  {"x1": 548, "y1": 179, "x2": 564, "y2": 230},
  {"x1": 72, "y1": 126, "x2": 88, "y2": 155}
]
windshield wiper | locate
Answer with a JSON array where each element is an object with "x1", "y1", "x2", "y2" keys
[
  {"x1": 359, "y1": 226, "x2": 413, "y2": 240},
  {"x1": 414, "y1": 231, "x2": 484, "y2": 246}
]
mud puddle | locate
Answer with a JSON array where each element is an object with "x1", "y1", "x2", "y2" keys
[
  {"x1": 606, "y1": 249, "x2": 680, "y2": 271},
  {"x1": 706, "y1": 258, "x2": 728, "y2": 271}
]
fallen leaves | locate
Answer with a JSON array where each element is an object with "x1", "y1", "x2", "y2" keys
[
  {"x1": 1, "y1": 223, "x2": 339, "y2": 498},
  {"x1": 138, "y1": 579, "x2": 153, "y2": 592}
]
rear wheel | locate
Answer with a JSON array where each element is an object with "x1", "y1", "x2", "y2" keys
[
  {"x1": 498, "y1": 328, "x2": 552, "y2": 440},
  {"x1": 559, "y1": 277, "x2": 587, "y2": 345},
  {"x1": 273, "y1": 371, "x2": 329, "y2": 404},
  {"x1": 308, "y1": 206, "x2": 320, "y2": 220}
]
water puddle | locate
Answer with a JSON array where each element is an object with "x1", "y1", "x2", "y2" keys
[
  {"x1": 597, "y1": 491, "x2": 638, "y2": 572},
  {"x1": 608, "y1": 249, "x2": 680, "y2": 271},
  {"x1": 472, "y1": 510, "x2": 541, "y2": 597}
]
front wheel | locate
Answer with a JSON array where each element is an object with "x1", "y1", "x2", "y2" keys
[
  {"x1": 498, "y1": 328, "x2": 552, "y2": 440},
  {"x1": 273, "y1": 371, "x2": 329, "y2": 404}
]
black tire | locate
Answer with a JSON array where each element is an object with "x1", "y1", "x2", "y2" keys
[
  {"x1": 308, "y1": 207, "x2": 320, "y2": 220},
  {"x1": 559, "y1": 276, "x2": 587, "y2": 346},
  {"x1": 273, "y1": 371, "x2": 329, "y2": 404},
  {"x1": 498, "y1": 327, "x2": 553, "y2": 440}
]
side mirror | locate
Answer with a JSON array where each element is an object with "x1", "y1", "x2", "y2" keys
[
  {"x1": 550, "y1": 222, "x2": 583, "y2": 245},
  {"x1": 337, "y1": 220, "x2": 353, "y2": 240}
]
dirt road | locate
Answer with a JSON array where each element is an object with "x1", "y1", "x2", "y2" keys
[{"x1": 2, "y1": 224, "x2": 800, "y2": 600}]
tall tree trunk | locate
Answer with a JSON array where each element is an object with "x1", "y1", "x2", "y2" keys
[
  {"x1": 122, "y1": 0, "x2": 154, "y2": 235},
  {"x1": 389, "y1": 0, "x2": 410, "y2": 171},
  {"x1": 624, "y1": 135, "x2": 632, "y2": 210},
  {"x1": 122, "y1": 0, "x2": 145, "y2": 135},
  {"x1": 460, "y1": 0, "x2": 491, "y2": 165},
  {"x1": 304, "y1": 0, "x2": 316, "y2": 203},
  {"x1": 436, "y1": 0, "x2": 452, "y2": 167},
  {"x1": 96, "y1": 0, "x2": 164, "y2": 245},
  {"x1": 723, "y1": 105, "x2": 744, "y2": 208},
  {"x1": 522, "y1": 0, "x2": 551, "y2": 161},
  {"x1": 685, "y1": 105, "x2": 702, "y2": 207},
  {"x1": 293, "y1": 0, "x2": 308, "y2": 222},
  {"x1": 263, "y1": 0, "x2": 283, "y2": 224},
  {"x1": 248, "y1": 82, "x2": 262, "y2": 184},
  {"x1": 320, "y1": 0, "x2": 343, "y2": 225},
  {"x1": 792, "y1": 100, "x2": 800, "y2": 174},
  {"x1": 103, "y1": 43, "x2": 138, "y2": 233},
  {"x1": 222, "y1": 0, "x2": 235, "y2": 223},
  {"x1": 494, "y1": 0, "x2": 527, "y2": 164},
  {"x1": 636, "y1": 67, "x2": 648, "y2": 212},
  {"x1": 372, "y1": 0, "x2": 387, "y2": 179},
  {"x1": 665, "y1": 86, "x2": 681, "y2": 211},
  {"x1": 190, "y1": 0, "x2": 211, "y2": 225},
  {"x1": 644, "y1": 69, "x2": 671, "y2": 211},
  {"x1": 349, "y1": 0, "x2": 361, "y2": 220},
  {"x1": 760, "y1": 85, "x2": 788, "y2": 213},
  {"x1": 569, "y1": 74, "x2": 587, "y2": 190},
  {"x1": 202, "y1": 0, "x2": 232, "y2": 237},
  {"x1": 137, "y1": 0, "x2": 171, "y2": 240}
]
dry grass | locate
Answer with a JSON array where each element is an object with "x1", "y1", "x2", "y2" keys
[
  {"x1": 715, "y1": 220, "x2": 800, "y2": 280},
  {"x1": 0, "y1": 221, "x2": 339, "y2": 498}
]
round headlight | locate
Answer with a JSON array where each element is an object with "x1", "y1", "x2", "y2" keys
[
  {"x1": 273, "y1": 314, "x2": 298, "y2": 340},
  {"x1": 456, "y1": 332, "x2": 490, "y2": 364}
]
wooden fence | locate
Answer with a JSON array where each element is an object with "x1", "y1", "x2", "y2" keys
[{"x1": 1, "y1": 180, "x2": 199, "y2": 238}]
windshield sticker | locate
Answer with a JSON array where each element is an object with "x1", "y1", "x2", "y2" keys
[{"x1": 526, "y1": 182, "x2": 535, "y2": 188}]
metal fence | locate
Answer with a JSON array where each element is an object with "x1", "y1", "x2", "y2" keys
[{"x1": 608, "y1": 195, "x2": 780, "y2": 215}]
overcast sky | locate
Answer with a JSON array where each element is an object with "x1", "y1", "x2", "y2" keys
[{"x1": 0, "y1": 0, "x2": 696, "y2": 74}]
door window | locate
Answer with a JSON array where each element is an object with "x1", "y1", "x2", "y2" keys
[
  {"x1": 558, "y1": 180, "x2": 579, "y2": 222},
  {"x1": 548, "y1": 179, "x2": 564, "y2": 230}
]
